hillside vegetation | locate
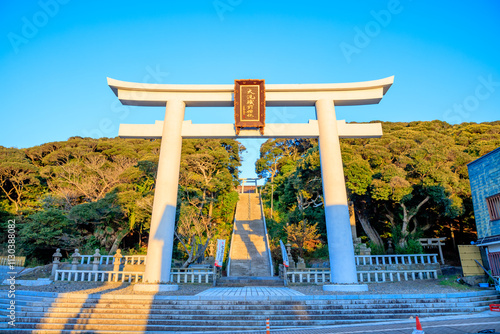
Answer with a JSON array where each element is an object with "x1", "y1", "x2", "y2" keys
[
  {"x1": 0, "y1": 137, "x2": 243, "y2": 265},
  {"x1": 1, "y1": 121, "x2": 499, "y2": 265},
  {"x1": 257, "y1": 121, "x2": 500, "y2": 260}
]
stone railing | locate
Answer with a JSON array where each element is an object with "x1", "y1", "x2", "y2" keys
[
  {"x1": 55, "y1": 270, "x2": 144, "y2": 283},
  {"x1": 355, "y1": 254, "x2": 438, "y2": 266},
  {"x1": 280, "y1": 254, "x2": 440, "y2": 284},
  {"x1": 283, "y1": 267, "x2": 438, "y2": 284},
  {"x1": 258, "y1": 188, "x2": 274, "y2": 277},
  {"x1": 53, "y1": 247, "x2": 213, "y2": 284},
  {"x1": 80, "y1": 255, "x2": 146, "y2": 265},
  {"x1": 358, "y1": 270, "x2": 438, "y2": 282},
  {"x1": 54, "y1": 267, "x2": 214, "y2": 284},
  {"x1": 170, "y1": 268, "x2": 214, "y2": 284}
]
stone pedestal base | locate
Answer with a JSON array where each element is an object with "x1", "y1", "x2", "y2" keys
[
  {"x1": 323, "y1": 284, "x2": 368, "y2": 292},
  {"x1": 133, "y1": 283, "x2": 179, "y2": 292}
]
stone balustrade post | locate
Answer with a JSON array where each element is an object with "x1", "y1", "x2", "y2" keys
[
  {"x1": 92, "y1": 249, "x2": 101, "y2": 271},
  {"x1": 51, "y1": 248, "x2": 62, "y2": 277},
  {"x1": 286, "y1": 243, "x2": 295, "y2": 269},
  {"x1": 113, "y1": 249, "x2": 123, "y2": 272},
  {"x1": 71, "y1": 249, "x2": 81, "y2": 271}
]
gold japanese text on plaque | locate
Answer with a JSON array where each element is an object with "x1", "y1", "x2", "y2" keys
[{"x1": 234, "y1": 79, "x2": 265, "y2": 135}]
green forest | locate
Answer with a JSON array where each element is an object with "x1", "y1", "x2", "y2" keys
[{"x1": 1, "y1": 120, "x2": 499, "y2": 266}]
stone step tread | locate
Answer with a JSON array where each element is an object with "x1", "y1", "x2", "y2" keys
[
  {"x1": 1, "y1": 299, "x2": 496, "y2": 310},
  {"x1": 8, "y1": 312, "x2": 470, "y2": 327},
  {"x1": 4, "y1": 324, "x2": 284, "y2": 332},
  {"x1": 0, "y1": 328, "x2": 325, "y2": 334},
  {"x1": 3, "y1": 307, "x2": 483, "y2": 321},
  {"x1": 0, "y1": 294, "x2": 500, "y2": 307},
  {"x1": 0, "y1": 294, "x2": 500, "y2": 305},
  {"x1": 5, "y1": 303, "x2": 490, "y2": 314},
  {"x1": 228, "y1": 260, "x2": 270, "y2": 264},
  {"x1": 1, "y1": 290, "x2": 497, "y2": 299},
  {"x1": 2, "y1": 296, "x2": 497, "y2": 308},
  {"x1": 0, "y1": 306, "x2": 491, "y2": 317},
  {"x1": 0, "y1": 302, "x2": 492, "y2": 314},
  {"x1": 229, "y1": 255, "x2": 269, "y2": 260},
  {"x1": 0, "y1": 320, "x2": 394, "y2": 333}
]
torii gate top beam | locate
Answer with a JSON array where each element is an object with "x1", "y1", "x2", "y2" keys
[{"x1": 107, "y1": 76, "x2": 394, "y2": 107}]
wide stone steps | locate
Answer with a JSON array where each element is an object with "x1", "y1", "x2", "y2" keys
[
  {"x1": 216, "y1": 276, "x2": 284, "y2": 287},
  {"x1": 1, "y1": 291, "x2": 499, "y2": 333},
  {"x1": 1, "y1": 295, "x2": 498, "y2": 309},
  {"x1": 1, "y1": 294, "x2": 499, "y2": 309},
  {"x1": 229, "y1": 192, "x2": 272, "y2": 278},
  {"x1": 0, "y1": 303, "x2": 493, "y2": 317},
  {"x1": 0, "y1": 307, "x2": 483, "y2": 319}
]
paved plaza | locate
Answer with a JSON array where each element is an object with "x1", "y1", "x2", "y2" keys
[{"x1": 196, "y1": 287, "x2": 305, "y2": 297}]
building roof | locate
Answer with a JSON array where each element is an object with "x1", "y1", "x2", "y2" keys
[
  {"x1": 475, "y1": 234, "x2": 500, "y2": 246},
  {"x1": 467, "y1": 147, "x2": 500, "y2": 167}
]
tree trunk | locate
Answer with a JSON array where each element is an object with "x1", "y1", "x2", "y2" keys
[
  {"x1": 397, "y1": 196, "x2": 430, "y2": 248},
  {"x1": 181, "y1": 237, "x2": 211, "y2": 268},
  {"x1": 270, "y1": 182, "x2": 274, "y2": 219},
  {"x1": 208, "y1": 194, "x2": 213, "y2": 221},
  {"x1": 109, "y1": 228, "x2": 130, "y2": 254},
  {"x1": 356, "y1": 209, "x2": 384, "y2": 248}
]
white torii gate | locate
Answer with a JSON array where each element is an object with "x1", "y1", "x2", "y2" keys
[{"x1": 108, "y1": 76, "x2": 394, "y2": 291}]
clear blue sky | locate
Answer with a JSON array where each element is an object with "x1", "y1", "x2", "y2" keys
[{"x1": 1, "y1": 1, "x2": 499, "y2": 179}]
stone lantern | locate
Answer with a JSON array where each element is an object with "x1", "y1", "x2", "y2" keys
[
  {"x1": 286, "y1": 243, "x2": 295, "y2": 269},
  {"x1": 51, "y1": 248, "x2": 62, "y2": 277},
  {"x1": 113, "y1": 249, "x2": 123, "y2": 272},
  {"x1": 92, "y1": 249, "x2": 101, "y2": 271},
  {"x1": 71, "y1": 249, "x2": 81, "y2": 271}
]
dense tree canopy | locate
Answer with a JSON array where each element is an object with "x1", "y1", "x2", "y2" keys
[
  {"x1": 0, "y1": 137, "x2": 243, "y2": 264},
  {"x1": 258, "y1": 121, "x2": 500, "y2": 260},
  {"x1": 1, "y1": 120, "x2": 498, "y2": 265}
]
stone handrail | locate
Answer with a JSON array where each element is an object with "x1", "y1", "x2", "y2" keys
[
  {"x1": 358, "y1": 270, "x2": 438, "y2": 282},
  {"x1": 55, "y1": 270, "x2": 143, "y2": 283},
  {"x1": 226, "y1": 212, "x2": 237, "y2": 277},
  {"x1": 80, "y1": 255, "x2": 147, "y2": 265},
  {"x1": 284, "y1": 267, "x2": 438, "y2": 284},
  {"x1": 170, "y1": 268, "x2": 214, "y2": 284},
  {"x1": 55, "y1": 267, "x2": 214, "y2": 284},
  {"x1": 355, "y1": 254, "x2": 438, "y2": 266},
  {"x1": 258, "y1": 187, "x2": 274, "y2": 277}
]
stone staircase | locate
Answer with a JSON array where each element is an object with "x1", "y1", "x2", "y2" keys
[
  {"x1": 216, "y1": 276, "x2": 284, "y2": 287},
  {"x1": 1, "y1": 290, "x2": 499, "y2": 333},
  {"x1": 228, "y1": 192, "x2": 272, "y2": 278}
]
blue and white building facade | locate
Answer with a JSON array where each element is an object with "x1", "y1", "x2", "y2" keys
[{"x1": 468, "y1": 147, "x2": 500, "y2": 276}]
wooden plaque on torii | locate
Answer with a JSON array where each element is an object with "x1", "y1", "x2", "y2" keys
[{"x1": 234, "y1": 79, "x2": 265, "y2": 135}]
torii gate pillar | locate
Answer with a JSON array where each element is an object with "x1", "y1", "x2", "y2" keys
[
  {"x1": 316, "y1": 99, "x2": 358, "y2": 287},
  {"x1": 143, "y1": 100, "x2": 185, "y2": 286},
  {"x1": 108, "y1": 76, "x2": 394, "y2": 292}
]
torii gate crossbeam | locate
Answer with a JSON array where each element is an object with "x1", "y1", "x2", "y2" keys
[{"x1": 108, "y1": 76, "x2": 394, "y2": 292}]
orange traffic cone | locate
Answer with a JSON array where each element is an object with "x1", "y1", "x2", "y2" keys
[
  {"x1": 412, "y1": 316, "x2": 425, "y2": 333},
  {"x1": 416, "y1": 316, "x2": 422, "y2": 330},
  {"x1": 266, "y1": 318, "x2": 270, "y2": 334}
]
